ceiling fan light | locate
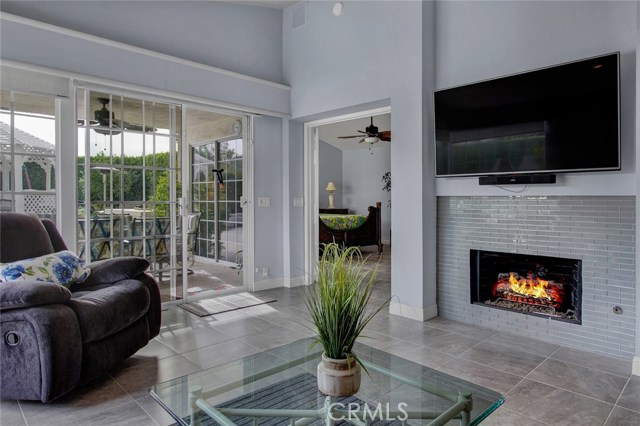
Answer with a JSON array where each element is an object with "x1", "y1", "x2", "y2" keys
[{"x1": 364, "y1": 136, "x2": 380, "y2": 144}]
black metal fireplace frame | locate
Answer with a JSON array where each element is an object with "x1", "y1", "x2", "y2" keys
[{"x1": 470, "y1": 249, "x2": 582, "y2": 324}]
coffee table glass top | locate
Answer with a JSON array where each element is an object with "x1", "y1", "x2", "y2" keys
[{"x1": 150, "y1": 338, "x2": 504, "y2": 426}]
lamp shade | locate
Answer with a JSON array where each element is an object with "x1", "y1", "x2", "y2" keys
[{"x1": 325, "y1": 182, "x2": 337, "y2": 192}]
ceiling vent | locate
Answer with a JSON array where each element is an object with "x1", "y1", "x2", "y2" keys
[{"x1": 292, "y1": 3, "x2": 306, "y2": 30}]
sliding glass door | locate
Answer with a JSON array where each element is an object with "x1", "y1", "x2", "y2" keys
[{"x1": 76, "y1": 89, "x2": 183, "y2": 301}]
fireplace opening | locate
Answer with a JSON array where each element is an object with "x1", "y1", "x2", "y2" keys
[{"x1": 470, "y1": 250, "x2": 582, "y2": 324}]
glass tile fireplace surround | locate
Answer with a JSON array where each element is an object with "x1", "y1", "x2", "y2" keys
[{"x1": 436, "y1": 196, "x2": 635, "y2": 360}]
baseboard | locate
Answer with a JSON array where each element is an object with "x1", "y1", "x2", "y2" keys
[
  {"x1": 633, "y1": 356, "x2": 640, "y2": 376},
  {"x1": 389, "y1": 301, "x2": 438, "y2": 322},
  {"x1": 284, "y1": 276, "x2": 306, "y2": 288},
  {"x1": 253, "y1": 277, "x2": 286, "y2": 291},
  {"x1": 381, "y1": 239, "x2": 391, "y2": 246}
]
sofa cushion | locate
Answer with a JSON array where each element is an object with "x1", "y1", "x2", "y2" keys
[
  {"x1": 0, "y1": 213, "x2": 55, "y2": 263},
  {"x1": 66, "y1": 279, "x2": 150, "y2": 343},
  {"x1": 78, "y1": 257, "x2": 149, "y2": 289},
  {"x1": 0, "y1": 251, "x2": 91, "y2": 288}
]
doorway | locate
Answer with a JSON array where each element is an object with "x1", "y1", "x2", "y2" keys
[
  {"x1": 303, "y1": 106, "x2": 391, "y2": 283},
  {"x1": 184, "y1": 107, "x2": 248, "y2": 298}
]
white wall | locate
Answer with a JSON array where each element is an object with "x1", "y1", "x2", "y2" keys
[
  {"x1": 342, "y1": 146, "x2": 391, "y2": 242},
  {"x1": 284, "y1": 0, "x2": 436, "y2": 319},
  {"x1": 318, "y1": 141, "x2": 344, "y2": 209},
  {"x1": 0, "y1": 0, "x2": 284, "y2": 84},
  {"x1": 434, "y1": 0, "x2": 637, "y2": 197}
]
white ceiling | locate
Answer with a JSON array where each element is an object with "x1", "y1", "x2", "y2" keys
[{"x1": 318, "y1": 113, "x2": 391, "y2": 151}]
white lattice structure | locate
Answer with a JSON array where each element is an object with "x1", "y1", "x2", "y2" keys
[
  {"x1": 0, "y1": 122, "x2": 56, "y2": 217},
  {"x1": 23, "y1": 193, "x2": 56, "y2": 215}
]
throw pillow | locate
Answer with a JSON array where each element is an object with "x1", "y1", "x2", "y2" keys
[{"x1": 0, "y1": 250, "x2": 91, "y2": 288}]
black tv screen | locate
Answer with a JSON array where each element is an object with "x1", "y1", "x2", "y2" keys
[{"x1": 434, "y1": 53, "x2": 620, "y2": 177}]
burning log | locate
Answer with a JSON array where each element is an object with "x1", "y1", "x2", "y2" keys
[{"x1": 494, "y1": 272, "x2": 564, "y2": 310}]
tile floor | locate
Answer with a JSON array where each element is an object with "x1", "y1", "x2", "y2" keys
[{"x1": 1, "y1": 247, "x2": 638, "y2": 426}]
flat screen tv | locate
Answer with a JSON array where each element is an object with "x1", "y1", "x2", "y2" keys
[{"x1": 434, "y1": 52, "x2": 620, "y2": 177}]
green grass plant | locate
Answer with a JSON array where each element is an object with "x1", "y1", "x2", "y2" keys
[{"x1": 306, "y1": 243, "x2": 390, "y2": 364}]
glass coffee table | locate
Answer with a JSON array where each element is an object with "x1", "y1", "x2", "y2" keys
[{"x1": 150, "y1": 338, "x2": 504, "y2": 426}]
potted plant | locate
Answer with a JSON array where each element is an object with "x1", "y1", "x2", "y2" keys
[{"x1": 306, "y1": 243, "x2": 390, "y2": 397}]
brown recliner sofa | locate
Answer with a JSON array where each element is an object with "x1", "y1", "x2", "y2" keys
[{"x1": 0, "y1": 213, "x2": 161, "y2": 402}]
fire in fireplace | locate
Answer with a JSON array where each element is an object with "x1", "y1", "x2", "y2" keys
[{"x1": 470, "y1": 250, "x2": 582, "y2": 324}]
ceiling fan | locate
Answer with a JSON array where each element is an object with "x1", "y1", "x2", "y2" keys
[
  {"x1": 337, "y1": 117, "x2": 391, "y2": 144},
  {"x1": 78, "y1": 98, "x2": 155, "y2": 135}
]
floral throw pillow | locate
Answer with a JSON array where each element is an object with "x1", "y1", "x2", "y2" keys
[{"x1": 0, "y1": 250, "x2": 91, "y2": 288}]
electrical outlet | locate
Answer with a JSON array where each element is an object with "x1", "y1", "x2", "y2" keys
[
  {"x1": 293, "y1": 197, "x2": 304, "y2": 207},
  {"x1": 258, "y1": 197, "x2": 271, "y2": 208},
  {"x1": 262, "y1": 267, "x2": 268, "y2": 278}
]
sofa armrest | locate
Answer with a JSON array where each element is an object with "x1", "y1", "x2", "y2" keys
[
  {"x1": 76, "y1": 257, "x2": 150, "y2": 289},
  {"x1": 0, "y1": 282, "x2": 71, "y2": 310}
]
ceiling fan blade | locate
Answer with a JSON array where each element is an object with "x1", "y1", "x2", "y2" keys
[
  {"x1": 338, "y1": 135, "x2": 363, "y2": 139},
  {"x1": 379, "y1": 130, "x2": 391, "y2": 141},
  {"x1": 123, "y1": 121, "x2": 156, "y2": 132},
  {"x1": 357, "y1": 138, "x2": 366, "y2": 143},
  {"x1": 357, "y1": 130, "x2": 368, "y2": 134}
]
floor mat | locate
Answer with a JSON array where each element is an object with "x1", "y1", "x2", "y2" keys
[{"x1": 179, "y1": 292, "x2": 276, "y2": 316}]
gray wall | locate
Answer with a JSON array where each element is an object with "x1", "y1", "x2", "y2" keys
[
  {"x1": 0, "y1": 0, "x2": 284, "y2": 84},
  {"x1": 0, "y1": 6, "x2": 289, "y2": 115},
  {"x1": 284, "y1": 0, "x2": 436, "y2": 316},
  {"x1": 434, "y1": 0, "x2": 637, "y2": 196},
  {"x1": 253, "y1": 115, "x2": 284, "y2": 283},
  {"x1": 318, "y1": 141, "x2": 344, "y2": 209},
  {"x1": 438, "y1": 196, "x2": 636, "y2": 360},
  {"x1": 342, "y1": 146, "x2": 391, "y2": 242}
]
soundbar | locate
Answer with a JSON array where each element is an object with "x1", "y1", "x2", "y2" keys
[{"x1": 478, "y1": 174, "x2": 556, "y2": 185}]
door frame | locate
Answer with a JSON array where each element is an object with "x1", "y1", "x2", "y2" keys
[
  {"x1": 302, "y1": 106, "x2": 391, "y2": 284},
  {"x1": 179, "y1": 109, "x2": 255, "y2": 301}
]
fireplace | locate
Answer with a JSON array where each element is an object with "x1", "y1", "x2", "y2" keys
[{"x1": 470, "y1": 250, "x2": 582, "y2": 324}]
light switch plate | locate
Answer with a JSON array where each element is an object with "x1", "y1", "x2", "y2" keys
[
  {"x1": 258, "y1": 196, "x2": 271, "y2": 208},
  {"x1": 293, "y1": 197, "x2": 304, "y2": 207}
]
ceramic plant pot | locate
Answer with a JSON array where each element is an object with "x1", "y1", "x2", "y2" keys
[{"x1": 317, "y1": 353, "x2": 361, "y2": 397}]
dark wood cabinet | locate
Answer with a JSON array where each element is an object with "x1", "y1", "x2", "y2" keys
[{"x1": 319, "y1": 208, "x2": 349, "y2": 214}]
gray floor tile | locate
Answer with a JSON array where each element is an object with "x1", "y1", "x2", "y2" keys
[
  {"x1": 136, "y1": 395, "x2": 180, "y2": 426},
  {"x1": 19, "y1": 376, "x2": 135, "y2": 425},
  {"x1": 505, "y1": 379, "x2": 613, "y2": 426},
  {"x1": 0, "y1": 400, "x2": 26, "y2": 426},
  {"x1": 383, "y1": 342, "x2": 452, "y2": 369},
  {"x1": 182, "y1": 340, "x2": 262, "y2": 369},
  {"x1": 604, "y1": 406, "x2": 640, "y2": 426},
  {"x1": 616, "y1": 375, "x2": 640, "y2": 413},
  {"x1": 484, "y1": 332, "x2": 561, "y2": 357},
  {"x1": 365, "y1": 315, "x2": 431, "y2": 339},
  {"x1": 550, "y1": 346, "x2": 632, "y2": 378},
  {"x1": 239, "y1": 326, "x2": 309, "y2": 351},
  {"x1": 480, "y1": 407, "x2": 548, "y2": 426},
  {"x1": 120, "y1": 340, "x2": 180, "y2": 369},
  {"x1": 526, "y1": 358, "x2": 628, "y2": 404},
  {"x1": 196, "y1": 315, "x2": 275, "y2": 338},
  {"x1": 414, "y1": 327, "x2": 483, "y2": 356},
  {"x1": 436, "y1": 357, "x2": 523, "y2": 394},
  {"x1": 155, "y1": 322, "x2": 233, "y2": 353},
  {"x1": 111, "y1": 354, "x2": 201, "y2": 400},
  {"x1": 458, "y1": 340, "x2": 547, "y2": 377},
  {"x1": 424, "y1": 317, "x2": 497, "y2": 340}
]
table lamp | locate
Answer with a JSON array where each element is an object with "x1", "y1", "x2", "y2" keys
[{"x1": 325, "y1": 181, "x2": 337, "y2": 209}]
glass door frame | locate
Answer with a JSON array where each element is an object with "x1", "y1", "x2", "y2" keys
[{"x1": 179, "y1": 109, "x2": 253, "y2": 301}]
